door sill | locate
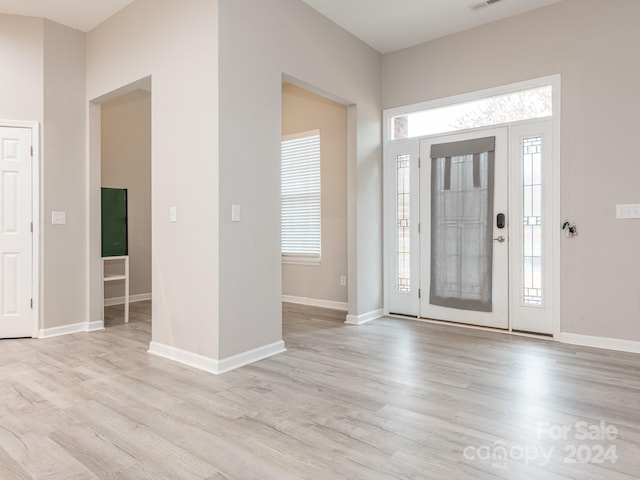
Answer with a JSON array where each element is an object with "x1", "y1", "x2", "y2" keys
[
  {"x1": 387, "y1": 314, "x2": 555, "y2": 340},
  {"x1": 388, "y1": 312, "x2": 418, "y2": 319}
]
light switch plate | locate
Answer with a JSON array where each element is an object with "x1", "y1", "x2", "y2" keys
[
  {"x1": 231, "y1": 204, "x2": 241, "y2": 222},
  {"x1": 616, "y1": 204, "x2": 640, "y2": 219},
  {"x1": 52, "y1": 211, "x2": 66, "y2": 225}
]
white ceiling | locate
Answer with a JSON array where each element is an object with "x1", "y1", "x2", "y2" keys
[
  {"x1": 0, "y1": 0, "x2": 563, "y2": 51},
  {"x1": 0, "y1": 0, "x2": 135, "y2": 32},
  {"x1": 301, "y1": 0, "x2": 565, "y2": 53}
]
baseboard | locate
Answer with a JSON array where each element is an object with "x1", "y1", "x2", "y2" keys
[
  {"x1": 38, "y1": 320, "x2": 105, "y2": 339},
  {"x1": 104, "y1": 293, "x2": 152, "y2": 307},
  {"x1": 560, "y1": 332, "x2": 640, "y2": 355},
  {"x1": 148, "y1": 340, "x2": 286, "y2": 375},
  {"x1": 217, "y1": 341, "x2": 287, "y2": 374},
  {"x1": 282, "y1": 295, "x2": 348, "y2": 311},
  {"x1": 345, "y1": 308, "x2": 384, "y2": 325},
  {"x1": 87, "y1": 320, "x2": 105, "y2": 332}
]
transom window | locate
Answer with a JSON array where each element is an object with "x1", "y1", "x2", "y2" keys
[{"x1": 391, "y1": 85, "x2": 552, "y2": 140}]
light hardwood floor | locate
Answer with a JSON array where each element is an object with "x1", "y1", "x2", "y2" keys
[{"x1": 0, "y1": 301, "x2": 639, "y2": 479}]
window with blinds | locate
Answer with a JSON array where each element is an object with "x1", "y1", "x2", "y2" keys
[{"x1": 281, "y1": 130, "x2": 321, "y2": 264}]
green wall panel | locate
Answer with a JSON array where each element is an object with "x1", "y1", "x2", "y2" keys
[{"x1": 101, "y1": 187, "x2": 128, "y2": 257}]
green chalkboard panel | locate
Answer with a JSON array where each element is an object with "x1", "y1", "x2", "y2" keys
[{"x1": 101, "y1": 188, "x2": 128, "y2": 257}]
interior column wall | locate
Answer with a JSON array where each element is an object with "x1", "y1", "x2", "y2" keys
[
  {"x1": 218, "y1": 0, "x2": 382, "y2": 359},
  {"x1": 86, "y1": 0, "x2": 220, "y2": 358}
]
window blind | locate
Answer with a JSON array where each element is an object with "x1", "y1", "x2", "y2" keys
[{"x1": 281, "y1": 131, "x2": 321, "y2": 258}]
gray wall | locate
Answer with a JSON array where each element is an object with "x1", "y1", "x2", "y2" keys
[
  {"x1": 382, "y1": 0, "x2": 640, "y2": 340},
  {"x1": 87, "y1": 0, "x2": 219, "y2": 358},
  {"x1": 219, "y1": 0, "x2": 382, "y2": 357},
  {"x1": 282, "y1": 83, "x2": 348, "y2": 306},
  {"x1": 42, "y1": 20, "x2": 86, "y2": 329},
  {"x1": 0, "y1": 15, "x2": 43, "y2": 120},
  {"x1": 4, "y1": 0, "x2": 381, "y2": 364},
  {"x1": 0, "y1": 15, "x2": 86, "y2": 331}
]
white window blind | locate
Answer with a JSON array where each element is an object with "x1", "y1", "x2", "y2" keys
[{"x1": 281, "y1": 130, "x2": 321, "y2": 261}]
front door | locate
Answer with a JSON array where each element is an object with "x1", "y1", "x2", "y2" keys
[
  {"x1": 420, "y1": 128, "x2": 508, "y2": 329},
  {"x1": 0, "y1": 126, "x2": 34, "y2": 338}
]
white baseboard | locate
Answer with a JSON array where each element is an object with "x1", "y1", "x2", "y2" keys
[
  {"x1": 217, "y1": 341, "x2": 287, "y2": 374},
  {"x1": 87, "y1": 320, "x2": 105, "y2": 332},
  {"x1": 282, "y1": 295, "x2": 348, "y2": 311},
  {"x1": 38, "y1": 320, "x2": 105, "y2": 339},
  {"x1": 148, "y1": 340, "x2": 286, "y2": 375},
  {"x1": 104, "y1": 293, "x2": 152, "y2": 307},
  {"x1": 345, "y1": 308, "x2": 384, "y2": 325},
  {"x1": 560, "y1": 332, "x2": 640, "y2": 355}
]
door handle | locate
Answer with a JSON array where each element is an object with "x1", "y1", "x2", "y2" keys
[{"x1": 493, "y1": 236, "x2": 506, "y2": 243}]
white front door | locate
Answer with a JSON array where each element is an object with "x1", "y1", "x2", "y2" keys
[
  {"x1": 419, "y1": 128, "x2": 509, "y2": 329},
  {"x1": 0, "y1": 126, "x2": 34, "y2": 338}
]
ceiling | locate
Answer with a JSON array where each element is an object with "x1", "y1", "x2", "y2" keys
[
  {"x1": 301, "y1": 0, "x2": 565, "y2": 53},
  {"x1": 0, "y1": 0, "x2": 563, "y2": 52},
  {"x1": 0, "y1": 0, "x2": 135, "y2": 32}
]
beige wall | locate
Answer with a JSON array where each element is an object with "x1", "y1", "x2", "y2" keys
[
  {"x1": 101, "y1": 89, "x2": 151, "y2": 300},
  {"x1": 382, "y1": 0, "x2": 640, "y2": 341},
  {"x1": 0, "y1": 15, "x2": 86, "y2": 331},
  {"x1": 281, "y1": 83, "x2": 348, "y2": 305}
]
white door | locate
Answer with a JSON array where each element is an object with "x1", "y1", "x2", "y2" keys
[
  {"x1": 420, "y1": 128, "x2": 509, "y2": 329},
  {"x1": 0, "y1": 126, "x2": 34, "y2": 338}
]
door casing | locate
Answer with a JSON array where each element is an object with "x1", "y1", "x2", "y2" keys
[{"x1": 384, "y1": 124, "x2": 560, "y2": 335}]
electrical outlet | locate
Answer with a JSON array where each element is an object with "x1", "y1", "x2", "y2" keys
[
  {"x1": 51, "y1": 211, "x2": 66, "y2": 225},
  {"x1": 340, "y1": 275, "x2": 347, "y2": 287}
]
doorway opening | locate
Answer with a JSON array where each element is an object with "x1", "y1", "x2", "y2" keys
[
  {"x1": 88, "y1": 77, "x2": 152, "y2": 338},
  {"x1": 383, "y1": 75, "x2": 560, "y2": 336},
  {"x1": 101, "y1": 89, "x2": 152, "y2": 329},
  {"x1": 280, "y1": 80, "x2": 349, "y2": 317}
]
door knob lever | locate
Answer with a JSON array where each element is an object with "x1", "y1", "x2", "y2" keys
[{"x1": 493, "y1": 236, "x2": 506, "y2": 243}]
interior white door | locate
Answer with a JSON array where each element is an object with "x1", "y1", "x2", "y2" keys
[
  {"x1": 0, "y1": 126, "x2": 34, "y2": 338},
  {"x1": 420, "y1": 128, "x2": 508, "y2": 329}
]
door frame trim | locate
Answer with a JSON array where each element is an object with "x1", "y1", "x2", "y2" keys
[
  {"x1": 382, "y1": 74, "x2": 561, "y2": 338},
  {"x1": 0, "y1": 119, "x2": 40, "y2": 338}
]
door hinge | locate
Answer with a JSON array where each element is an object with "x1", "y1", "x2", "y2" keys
[
  {"x1": 30, "y1": 146, "x2": 33, "y2": 157},
  {"x1": 30, "y1": 222, "x2": 33, "y2": 233},
  {"x1": 418, "y1": 222, "x2": 421, "y2": 234},
  {"x1": 30, "y1": 298, "x2": 33, "y2": 309},
  {"x1": 418, "y1": 288, "x2": 421, "y2": 299},
  {"x1": 418, "y1": 157, "x2": 421, "y2": 168}
]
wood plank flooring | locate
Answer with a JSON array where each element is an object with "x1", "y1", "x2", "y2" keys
[{"x1": 0, "y1": 301, "x2": 639, "y2": 479}]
